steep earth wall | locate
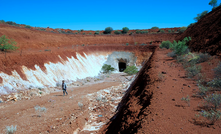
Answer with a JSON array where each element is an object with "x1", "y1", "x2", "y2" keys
[{"x1": 176, "y1": 6, "x2": 221, "y2": 55}]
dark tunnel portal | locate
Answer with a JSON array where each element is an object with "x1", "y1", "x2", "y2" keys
[{"x1": 119, "y1": 62, "x2": 126, "y2": 72}]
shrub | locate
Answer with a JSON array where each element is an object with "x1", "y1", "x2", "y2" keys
[
  {"x1": 136, "y1": 30, "x2": 141, "y2": 34},
  {"x1": 75, "y1": 32, "x2": 78, "y2": 34},
  {"x1": 179, "y1": 27, "x2": 187, "y2": 33},
  {"x1": 83, "y1": 32, "x2": 85, "y2": 35},
  {"x1": 159, "y1": 29, "x2": 165, "y2": 33},
  {"x1": 208, "y1": 78, "x2": 221, "y2": 89},
  {"x1": 35, "y1": 27, "x2": 46, "y2": 31},
  {"x1": 140, "y1": 43, "x2": 147, "y2": 46},
  {"x1": 122, "y1": 27, "x2": 129, "y2": 34},
  {"x1": 34, "y1": 106, "x2": 47, "y2": 117},
  {"x1": 114, "y1": 30, "x2": 121, "y2": 35},
  {"x1": 80, "y1": 29, "x2": 84, "y2": 32},
  {"x1": 6, "y1": 125, "x2": 17, "y2": 134},
  {"x1": 151, "y1": 26, "x2": 159, "y2": 29},
  {"x1": 94, "y1": 30, "x2": 100, "y2": 35},
  {"x1": 6, "y1": 21, "x2": 18, "y2": 26},
  {"x1": 0, "y1": 20, "x2": 5, "y2": 23},
  {"x1": 204, "y1": 93, "x2": 221, "y2": 110},
  {"x1": 89, "y1": 32, "x2": 92, "y2": 35},
  {"x1": 209, "y1": 0, "x2": 218, "y2": 8},
  {"x1": 160, "y1": 40, "x2": 172, "y2": 49},
  {"x1": 168, "y1": 29, "x2": 172, "y2": 33},
  {"x1": 123, "y1": 65, "x2": 138, "y2": 75},
  {"x1": 197, "y1": 85, "x2": 210, "y2": 97},
  {"x1": 197, "y1": 109, "x2": 221, "y2": 124},
  {"x1": 188, "y1": 23, "x2": 196, "y2": 28},
  {"x1": 67, "y1": 31, "x2": 73, "y2": 34},
  {"x1": 181, "y1": 95, "x2": 190, "y2": 106},
  {"x1": 198, "y1": 53, "x2": 210, "y2": 63},
  {"x1": 173, "y1": 37, "x2": 191, "y2": 55},
  {"x1": 25, "y1": 25, "x2": 31, "y2": 29},
  {"x1": 104, "y1": 27, "x2": 113, "y2": 34},
  {"x1": 185, "y1": 65, "x2": 201, "y2": 78},
  {"x1": 167, "y1": 51, "x2": 176, "y2": 58},
  {"x1": 214, "y1": 62, "x2": 221, "y2": 78},
  {"x1": 172, "y1": 30, "x2": 175, "y2": 32},
  {"x1": 194, "y1": 10, "x2": 208, "y2": 22},
  {"x1": 101, "y1": 64, "x2": 115, "y2": 73},
  {"x1": 126, "y1": 43, "x2": 129, "y2": 46},
  {"x1": 0, "y1": 35, "x2": 18, "y2": 51}
]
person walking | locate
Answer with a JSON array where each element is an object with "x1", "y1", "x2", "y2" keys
[{"x1": 62, "y1": 80, "x2": 68, "y2": 96}]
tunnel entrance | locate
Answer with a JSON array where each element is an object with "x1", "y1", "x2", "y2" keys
[{"x1": 119, "y1": 62, "x2": 126, "y2": 72}]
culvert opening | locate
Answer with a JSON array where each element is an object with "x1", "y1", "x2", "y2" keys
[{"x1": 119, "y1": 62, "x2": 126, "y2": 72}]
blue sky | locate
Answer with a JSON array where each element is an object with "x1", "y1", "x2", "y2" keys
[{"x1": 0, "y1": 0, "x2": 220, "y2": 30}]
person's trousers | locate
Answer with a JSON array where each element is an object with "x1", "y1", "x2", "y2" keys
[{"x1": 63, "y1": 89, "x2": 68, "y2": 95}]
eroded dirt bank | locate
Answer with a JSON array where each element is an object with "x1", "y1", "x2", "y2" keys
[{"x1": 99, "y1": 46, "x2": 157, "y2": 133}]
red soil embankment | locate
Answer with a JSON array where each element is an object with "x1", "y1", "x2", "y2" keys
[
  {"x1": 176, "y1": 6, "x2": 221, "y2": 56},
  {"x1": 99, "y1": 46, "x2": 157, "y2": 133},
  {"x1": 0, "y1": 24, "x2": 179, "y2": 83}
]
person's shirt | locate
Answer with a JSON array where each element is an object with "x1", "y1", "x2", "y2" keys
[{"x1": 62, "y1": 83, "x2": 67, "y2": 90}]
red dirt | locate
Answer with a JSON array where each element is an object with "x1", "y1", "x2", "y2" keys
[
  {"x1": 1, "y1": 22, "x2": 221, "y2": 134},
  {"x1": 99, "y1": 48, "x2": 221, "y2": 134},
  {"x1": 176, "y1": 6, "x2": 221, "y2": 56}
]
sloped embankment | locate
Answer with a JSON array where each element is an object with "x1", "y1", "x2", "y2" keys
[
  {"x1": 176, "y1": 6, "x2": 221, "y2": 55},
  {"x1": 99, "y1": 46, "x2": 157, "y2": 134}
]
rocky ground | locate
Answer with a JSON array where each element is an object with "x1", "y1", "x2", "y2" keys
[{"x1": 0, "y1": 72, "x2": 135, "y2": 134}]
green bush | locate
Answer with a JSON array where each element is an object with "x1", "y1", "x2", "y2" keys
[
  {"x1": 194, "y1": 10, "x2": 208, "y2": 21},
  {"x1": 208, "y1": 78, "x2": 221, "y2": 89},
  {"x1": 204, "y1": 93, "x2": 221, "y2": 110},
  {"x1": 214, "y1": 62, "x2": 221, "y2": 78},
  {"x1": 126, "y1": 43, "x2": 129, "y2": 46},
  {"x1": 197, "y1": 85, "x2": 210, "y2": 97},
  {"x1": 160, "y1": 40, "x2": 172, "y2": 49},
  {"x1": 101, "y1": 64, "x2": 115, "y2": 73},
  {"x1": 94, "y1": 30, "x2": 100, "y2": 35},
  {"x1": 0, "y1": 35, "x2": 18, "y2": 51},
  {"x1": 197, "y1": 109, "x2": 221, "y2": 124},
  {"x1": 185, "y1": 65, "x2": 201, "y2": 78},
  {"x1": 181, "y1": 95, "x2": 190, "y2": 106},
  {"x1": 151, "y1": 26, "x2": 159, "y2": 29},
  {"x1": 173, "y1": 37, "x2": 191, "y2": 55},
  {"x1": 198, "y1": 53, "x2": 210, "y2": 63},
  {"x1": 114, "y1": 30, "x2": 121, "y2": 35},
  {"x1": 168, "y1": 29, "x2": 172, "y2": 33},
  {"x1": 209, "y1": 0, "x2": 218, "y2": 8},
  {"x1": 123, "y1": 65, "x2": 138, "y2": 75},
  {"x1": 83, "y1": 33, "x2": 85, "y2": 35},
  {"x1": 89, "y1": 32, "x2": 92, "y2": 35},
  {"x1": 188, "y1": 23, "x2": 196, "y2": 28},
  {"x1": 0, "y1": 20, "x2": 5, "y2": 24},
  {"x1": 104, "y1": 27, "x2": 113, "y2": 34},
  {"x1": 179, "y1": 27, "x2": 187, "y2": 33},
  {"x1": 159, "y1": 29, "x2": 165, "y2": 33},
  {"x1": 25, "y1": 25, "x2": 31, "y2": 29},
  {"x1": 136, "y1": 30, "x2": 141, "y2": 34},
  {"x1": 122, "y1": 27, "x2": 129, "y2": 34}
]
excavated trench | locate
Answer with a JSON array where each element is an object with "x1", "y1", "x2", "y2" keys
[{"x1": 99, "y1": 46, "x2": 156, "y2": 134}]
